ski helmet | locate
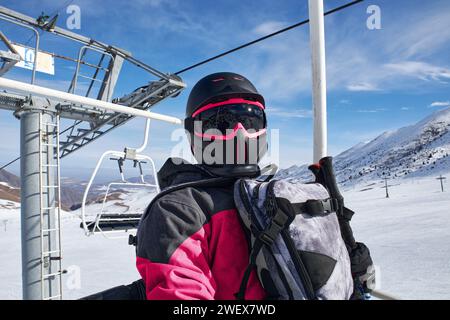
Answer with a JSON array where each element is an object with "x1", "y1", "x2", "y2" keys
[
  {"x1": 185, "y1": 72, "x2": 268, "y2": 165},
  {"x1": 186, "y1": 72, "x2": 265, "y2": 117}
]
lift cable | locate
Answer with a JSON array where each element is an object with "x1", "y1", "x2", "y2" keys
[
  {"x1": 175, "y1": 0, "x2": 364, "y2": 75},
  {"x1": 0, "y1": 0, "x2": 364, "y2": 171},
  {"x1": 0, "y1": 122, "x2": 79, "y2": 171}
]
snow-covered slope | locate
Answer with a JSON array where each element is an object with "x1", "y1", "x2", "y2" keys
[
  {"x1": 0, "y1": 185, "x2": 157, "y2": 299},
  {"x1": 0, "y1": 167, "x2": 158, "y2": 211},
  {"x1": 1, "y1": 108, "x2": 450, "y2": 299},
  {"x1": 345, "y1": 177, "x2": 450, "y2": 299},
  {"x1": 1, "y1": 174, "x2": 449, "y2": 299},
  {"x1": 72, "y1": 184, "x2": 158, "y2": 221},
  {"x1": 0, "y1": 169, "x2": 20, "y2": 188},
  {"x1": 278, "y1": 107, "x2": 450, "y2": 187},
  {"x1": 0, "y1": 208, "x2": 139, "y2": 299}
]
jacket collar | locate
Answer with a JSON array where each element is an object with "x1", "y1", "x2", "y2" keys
[{"x1": 157, "y1": 157, "x2": 261, "y2": 190}]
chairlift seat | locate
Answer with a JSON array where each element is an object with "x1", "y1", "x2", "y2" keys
[
  {"x1": 80, "y1": 213, "x2": 143, "y2": 232},
  {"x1": 81, "y1": 118, "x2": 160, "y2": 238},
  {"x1": 96, "y1": 213, "x2": 142, "y2": 220},
  {"x1": 82, "y1": 219, "x2": 140, "y2": 232}
]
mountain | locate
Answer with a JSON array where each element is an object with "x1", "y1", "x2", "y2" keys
[
  {"x1": 3, "y1": 107, "x2": 449, "y2": 207},
  {"x1": 60, "y1": 177, "x2": 93, "y2": 211},
  {"x1": 0, "y1": 170, "x2": 96, "y2": 211},
  {"x1": 0, "y1": 169, "x2": 20, "y2": 188},
  {"x1": 0, "y1": 168, "x2": 157, "y2": 211},
  {"x1": 0, "y1": 169, "x2": 21, "y2": 210},
  {"x1": 278, "y1": 107, "x2": 450, "y2": 187}
]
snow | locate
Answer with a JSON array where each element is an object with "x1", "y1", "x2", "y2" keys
[
  {"x1": 0, "y1": 182, "x2": 17, "y2": 188},
  {"x1": 1, "y1": 108, "x2": 449, "y2": 299},
  {"x1": 336, "y1": 107, "x2": 450, "y2": 184},
  {"x1": 345, "y1": 177, "x2": 450, "y2": 299},
  {"x1": 0, "y1": 187, "x2": 157, "y2": 300},
  {"x1": 74, "y1": 184, "x2": 159, "y2": 220},
  {"x1": 0, "y1": 199, "x2": 19, "y2": 219},
  {"x1": 1, "y1": 175, "x2": 449, "y2": 299}
]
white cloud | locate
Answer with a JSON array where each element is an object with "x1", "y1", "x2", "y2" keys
[
  {"x1": 385, "y1": 61, "x2": 450, "y2": 82},
  {"x1": 323, "y1": 2, "x2": 450, "y2": 93},
  {"x1": 239, "y1": 30, "x2": 312, "y2": 101},
  {"x1": 347, "y1": 83, "x2": 380, "y2": 92},
  {"x1": 265, "y1": 107, "x2": 312, "y2": 119},
  {"x1": 385, "y1": 9, "x2": 450, "y2": 60},
  {"x1": 134, "y1": 0, "x2": 167, "y2": 7},
  {"x1": 357, "y1": 108, "x2": 384, "y2": 113},
  {"x1": 42, "y1": 0, "x2": 450, "y2": 99},
  {"x1": 336, "y1": 59, "x2": 450, "y2": 93},
  {"x1": 429, "y1": 101, "x2": 450, "y2": 108},
  {"x1": 252, "y1": 21, "x2": 285, "y2": 36},
  {"x1": 357, "y1": 110, "x2": 378, "y2": 113}
]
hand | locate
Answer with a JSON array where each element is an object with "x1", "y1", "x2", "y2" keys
[
  {"x1": 352, "y1": 264, "x2": 376, "y2": 299},
  {"x1": 349, "y1": 242, "x2": 375, "y2": 299}
]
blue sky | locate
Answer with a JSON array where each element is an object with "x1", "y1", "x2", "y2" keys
[{"x1": 1, "y1": 0, "x2": 449, "y2": 179}]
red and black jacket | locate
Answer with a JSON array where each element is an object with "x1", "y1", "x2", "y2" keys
[{"x1": 135, "y1": 158, "x2": 266, "y2": 300}]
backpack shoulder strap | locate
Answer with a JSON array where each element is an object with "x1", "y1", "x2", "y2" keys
[
  {"x1": 256, "y1": 163, "x2": 278, "y2": 182},
  {"x1": 235, "y1": 201, "x2": 294, "y2": 300},
  {"x1": 148, "y1": 176, "x2": 236, "y2": 209},
  {"x1": 130, "y1": 177, "x2": 236, "y2": 247}
]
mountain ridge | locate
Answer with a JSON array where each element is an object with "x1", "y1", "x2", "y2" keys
[
  {"x1": 2, "y1": 107, "x2": 450, "y2": 207},
  {"x1": 277, "y1": 107, "x2": 450, "y2": 186}
]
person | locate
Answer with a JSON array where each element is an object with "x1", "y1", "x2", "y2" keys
[
  {"x1": 80, "y1": 72, "x2": 373, "y2": 301},
  {"x1": 134, "y1": 72, "x2": 373, "y2": 300},
  {"x1": 135, "y1": 72, "x2": 268, "y2": 299}
]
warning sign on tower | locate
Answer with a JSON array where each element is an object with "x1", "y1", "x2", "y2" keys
[{"x1": 12, "y1": 44, "x2": 55, "y2": 75}]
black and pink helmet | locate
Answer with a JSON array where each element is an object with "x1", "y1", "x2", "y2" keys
[
  {"x1": 185, "y1": 72, "x2": 268, "y2": 165},
  {"x1": 185, "y1": 72, "x2": 265, "y2": 118}
]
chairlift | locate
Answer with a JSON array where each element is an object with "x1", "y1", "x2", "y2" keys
[{"x1": 80, "y1": 119, "x2": 160, "y2": 238}]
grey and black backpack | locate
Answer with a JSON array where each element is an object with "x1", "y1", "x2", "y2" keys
[
  {"x1": 120, "y1": 158, "x2": 370, "y2": 301},
  {"x1": 84, "y1": 158, "x2": 371, "y2": 300},
  {"x1": 233, "y1": 174, "x2": 354, "y2": 300}
]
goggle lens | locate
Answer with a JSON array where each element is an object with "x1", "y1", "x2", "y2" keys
[{"x1": 193, "y1": 103, "x2": 266, "y2": 133}]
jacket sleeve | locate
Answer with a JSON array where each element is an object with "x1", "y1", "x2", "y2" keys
[{"x1": 136, "y1": 198, "x2": 217, "y2": 300}]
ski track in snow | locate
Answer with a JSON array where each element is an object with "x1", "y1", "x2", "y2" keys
[{"x1": 1, "y1": 177, "x2": 449, "y2": 299}]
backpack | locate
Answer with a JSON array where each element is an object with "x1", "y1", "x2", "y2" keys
[
  {"x1": 129, "y1": 159, "x2": 365, "y2": 300},
  {"x1": 233, "y1": 177, "x2": 354, "y2": 300}
]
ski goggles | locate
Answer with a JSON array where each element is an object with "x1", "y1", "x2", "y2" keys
[{"x1": 188, "y1": 98, "x2": 267, "y2": 139}]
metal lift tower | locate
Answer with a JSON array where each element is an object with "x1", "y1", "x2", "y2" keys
[{"x1": 0, "y1": 6, "x2": 185, "y2": 300}]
